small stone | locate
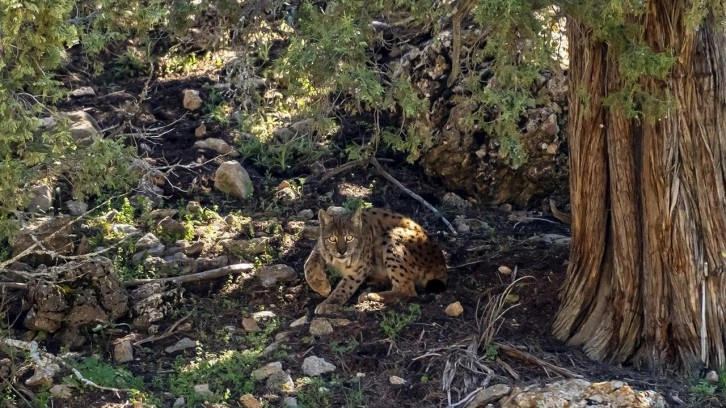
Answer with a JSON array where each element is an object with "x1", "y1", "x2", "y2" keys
[
  {"x1": 442, "y1": 192, "x2": 471, "y2": 209},
  {"x1": 182, "y1": 89, "x2": 203, "y2": 111},
  {"x1": 156, "y1": 217, "x2": 187, "y2": 237},
  {"x1": 251, "y1": 311, "x2": 277, "y2": 320},
  {"x1": 301, "y1": 356, "x2": 336, "y2": 376},
  {"x1": 330, "y1": 318, "x2": 352, "y2": 327},
  {"x1": 165, "y1": 337, "x2": 197, "y2": 354},
  {"x1": 194, "y1": 137, "x2": 239, "y2": 157},
  {"x1": 28, "y1": 185, "x2": 53, "y2": 213},
  {"x1": 445, "y1": 301, "x2": 464, "y2": 317},
  {"x1": 239, "y1": 394, "x2": 261, "y2": 408},
  {"x1": 266, "y1": 370, "x2": 295, "y2": 392},
  {"x1": 283, "y1": 396, "x2": 298, "y2": 407},
  {"x1": 290, "y1": 315, "x2": 308, "y2": 328},
  {"x1": 194, "y1": 383, "x2": 212, "y2": 398},
  {"x1": 66, "y1": 110, "x2": 101, "y2": 147},
  {"x1": 498, "y1": 265, "x2": 513, "y2": 275},
  {"x1": 194, "y1": 124, "x2": 207, "y2": 138},
  {"x1": 309, "y1": 318, "x2": 334, "y2": 336},
  {"x1": 251, "y1": 362, "x2": 283, "y2": 381},
  {"x1": 66, "y1": 200, "x2": 89, "y2": 216},
  {"x1": 257, "y1": 264, "x2": 297, "y2": 288},
  {"x1": 49, "y1": 384, "x2": 72, "y2": 399},
  {"x1": 114, "y1": 340, "x2": 134, "y2": 363},
  {"x1": 172, "y1": 396, "x2": 185, "y2": 408},
  {"x1": 242, "y1": 318, "x2": 261, "y2": 332},
  {"x1": 706, "y1": 370, "x2": 719, "y2": 384},
  {"x1": 325, "y1": 206, "x2": 348, "y2": 216},
  {"x1": 389, "y1": 375, "x2": 406, "y2": 385},
  {"x1": 71, "y1": 86, "x2": 96, "y2": 97},
  {"x1": 297, "y1": 209, "x2": 315, "y2": 220},
  {"x1": 464, "y1": 384, "x2": 511, "y2": 408}
]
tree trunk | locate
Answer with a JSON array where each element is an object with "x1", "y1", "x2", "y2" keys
[{"x1": 553, "y1": 2, "x2": 726, "y2": 371}]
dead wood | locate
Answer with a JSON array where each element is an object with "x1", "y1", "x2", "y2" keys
[{"x1": 123, "y1": 262, "x2": 255, "y2": 287}]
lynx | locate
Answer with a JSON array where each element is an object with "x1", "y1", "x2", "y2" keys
[{"x1": 304, "y1": 207, "x2": 447, "y2": 315}]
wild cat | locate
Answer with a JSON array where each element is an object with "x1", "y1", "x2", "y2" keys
[{"x1": 304, "y1": 207, "x2": 447, "y2": 314}]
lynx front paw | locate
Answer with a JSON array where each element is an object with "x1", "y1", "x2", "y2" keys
[
  {"x1": 357, "y1": 292, "x2": 384, "y2": 303},
  {"x1": 314, "y1": 302, "x2": 341, "y2": 315}
]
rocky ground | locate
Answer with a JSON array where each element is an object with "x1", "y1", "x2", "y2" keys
[{"x1": 0, "y1": 54, "x2": 724, "y2": 408}]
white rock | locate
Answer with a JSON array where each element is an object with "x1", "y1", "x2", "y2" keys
[
  {"x1": 389, "y1": 375, "x2": 406, "y2": 385},
  {"x1": 194, "y1": 383, "x2": 212, "y2": 398},
  {"x1": 290, "y1": 315, "x2": 308, "y2": 328},
  {"x1": 173, "y1": 397, "x2": 185, "y2": 407},
  {"x1": 71, "y1": 86, "x2": 96, "y2": 97},
  {"x1": 165, "y1": 337, "x2": 197, "y2": 354},
  {"x1": 214, "y1": 161, "x2": 254, "y2": 200},
  {"x1": 301, "y1": 356, "x2": 336, "y2": 376}
]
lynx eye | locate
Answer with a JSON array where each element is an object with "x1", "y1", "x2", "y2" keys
[
  {"x1": 327, "y1": 236, "x2": 337, "y2": 243},
  {"x1": 345, "y1": 235, "x2": 354, "y2": 242}
]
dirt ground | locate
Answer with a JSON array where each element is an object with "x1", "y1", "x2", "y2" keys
[{"x1": 3, "y1": 67, "x2": 721, "y2": 408}]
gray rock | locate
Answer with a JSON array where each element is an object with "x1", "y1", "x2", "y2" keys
[
  {"x1": 464, "y1": 384, "x2": 511, "y2": 408},
  {"x1": 114, "y1": 340, "x2": 134, "y2": 363},
  {"x1": 283, "y1": 397, "x2": 298, "y2": 407},
  {"x1": 309, "y1": 318, "x2": 333, "y2": 336},
  {"x1": 71, "y1": 86, "x2": 96, "y2": 97},
  {"x1": 257, "y1": 264, "x2": 297, "y2": 288},
  {"x1": 193, "y1": 383, "x2": 212, "y2": 398},
  {"x1": 290, "y1": 315, "x2": 308, "y2": 328},
  {"x1": 28, "y1": 185, "x2": 53, "y2": 213},
  {"x1": 49, "y1": 384, "x2": 73, "y2": 399},
  {"x1": 65, "y1": 111, "x2": 101, "y2": 147},
  {"x1": 214, "y1": 161, "x2": 253, "y2": 200},
  {"x1": 173, "y1": 396, "x2": 185, "y2": 408},
  {"x1": 251, "y1": 362, "x2": 283, "y2": 381},
  {"x1": 194, "y1": 138, "x2": 239, "y2": 157},
  {"x1": 266, "y1": 370, "x2": 295, "y2": 392},
  {"x1": 301, "y1": 356, "x2": 336, "y2": 376},
  {"x1": 165, "y1": 337, "x2": 197, "y2": 354},
  {"x1": 66, "y1": 200, "x2": 89, "y2": 216}
]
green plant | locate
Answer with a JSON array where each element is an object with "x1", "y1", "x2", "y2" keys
[
  {"x1": 330, "y1": 339, "x2": 359, "y2": 355},
  {"x1": 297, "y1": 376, "x2": 331, "y2": 408},
  {"x1": 68, "y1": 356, "x2": 146, "y2": 391},
  {"x1": 342, "y1": 198, "x2": 373, "y2": 212},
  {"x1": 379, "y1": 303, "x2": 421, "y2": 339},
  {"x1": 420, "y1": 374, "x2": 430, "y2": 383}
]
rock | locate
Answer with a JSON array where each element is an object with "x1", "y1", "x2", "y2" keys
[
  {"x1": 309, "y1": 318, "x2": 334, "y2": 336},
  {"x1": 283, "y1": 396, "x2": 298, "y2": 407},
  {"x1": 706, "y1": 370, "x2": 719, "y2": 384},
  {"x1": 26, "y1": 353, "x2": 60, "y2": 386},
  {"x1": 443, "y1": 192, "x2": 471, "y2": 209},
  {"x1": 182, "y1": 241, "x2": 205, "y2": 257},
  {"x1": 111, "y1": 223, "x2": 139, "y2": 236},
  {"x1": 165, "y1": 337, "x2": 197, "y2": 354},
  {"x1": 214, "y1": 161, "x2": 254, "y2": 200},
  {"x1": 173, "y1": 397, "x2": 185, "y2": 408},
  {"x1": 464, "y1": 384, "x2": 511, "y2": 408},
  {"x1": 389, "y1": 375, "x2": 406, "y2": 385},
  {"x1": 70, "y1": 86, "x2": 96, "y2": 97},
  {"x1": 182, "y1": 89, "x2": 203, "y2": 111},
  {"x1": 28, "y1": 184, "x2": 53, "y2": 213},
  {"x1": 242, "y1": 318, "x2": 261, "y2": 332},
  {"x1": 502, "y1": 379, "x2": 666, "y2": 408},
  {"x1": 266, "y1": 370, "x2": 295, "y2": 392},
  {"x1": 239, "y1": 394, "x2": 260, "y2": 408},
  {"x1": 222, "y1": 238, "x2": 268, "y2": 256},
  {"x1": 193, "y1": 255, "x2": 228, "y2": 272},
  {"x1": 194, "y1": 137, "x2": 239, "y2": 157},
  {"x1": 297, "y1": 209, "x2": 315, "y2": 220},
  {"x1": 11, "y1": 216, "x2": 75, "y2": 261},
  {"x1": 325, "y1": 206, "x2": 348, "y2": 216},
  {"x1": 498, "y1": 266, "x2": 513, "y2": 275},
  {"x1": 290, "y1": 315, "x2": 308, "y2": 328},
  {"x1": 257, "y1": 264, "x2": 297, "y2": 288},
  {"x1": 65, "y1": 110, "x2": 101, "y2": 147},
  {"x1": 251, "y1": 362, "x2": 283, "y2": 381},
  {"x1": 23, "y1": 258, "x2": 129, "y2": 348},
  {"x1": 194, "y1": 124, "x2": 207, "y2": 138},
  {"x1": 149, "y1": 208, "x2": 179, "y2": 220},
  {"x1": 186, "y1": 201, "x2": 202, "y2": 214},
  {"x1": 194, "y1": 383, "x2": 212, "y2": 398},
  {"x1": 49, "y1": 384, "x2": 73, "y2": 399},
  {"x1": 156, "y1": 217, "x2": 187, "y2": 238},
  {"x1": 66, "y1": 200, "x2": 89, "y2": 216},
  {"x1": 445, "y1": 301, "x2": 464, "y2": 317},
  {"x1": 134, "y1": 233, "x2": 166, "y2": 259},
  {"x1": 301, "y1": 356, "x2": 336, "y2": 376},
  {"x1": 114, "y1": 340, "x2": 134, "y2": 363}
]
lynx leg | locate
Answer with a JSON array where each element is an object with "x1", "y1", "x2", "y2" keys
[
  {"x1": 304, "y1": 250, "x2": 331, "y2": 297},
  {"x1": 315, "y1": 274, "x2": 367, "y2": 315},
  {"x1": 358, "y1": 276, "x2": 417, "y2": 304}
]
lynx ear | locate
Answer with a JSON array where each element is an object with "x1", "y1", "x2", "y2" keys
[
  {"x1": 351, "y1": 207, "x2": 363, "y2": 227},
  {"x1": 318, "y1": 209, "x2": 332, "y2": 226}
]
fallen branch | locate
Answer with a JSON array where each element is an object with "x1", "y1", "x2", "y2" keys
[
  {"x1": 133, "y1": 312, "x2": 192, "y2": 346},
  {"x1": 318, "y1": 157, "x2": 457, "y2": 234},
  {"x1": 495, "y1": 343, "x2": 582, "y2": 379},
  {"x1": 123, "y1": 262, "x2": 255, "y2": 287}
]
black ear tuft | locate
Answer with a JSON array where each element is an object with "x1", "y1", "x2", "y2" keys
[{"x1": 425, "y1": 279, "x2": 447, "y2": 293}]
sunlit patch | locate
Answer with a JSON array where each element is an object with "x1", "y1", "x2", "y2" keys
[{"x1": 354, "y1": 300, "x2": 386, "y2": 312}]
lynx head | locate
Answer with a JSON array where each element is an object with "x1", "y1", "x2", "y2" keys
[{"x1": 318, "y1": 207, "x2": 363, "y2": 260}]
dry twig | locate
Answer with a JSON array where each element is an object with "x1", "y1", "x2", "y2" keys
[{"x1": 123, "y1": 262, "x2": 255, "y2": 287}]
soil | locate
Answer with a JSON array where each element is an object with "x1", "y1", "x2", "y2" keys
[{"x1": 3, "y1": 65, "x2": 721, "y2": 408}]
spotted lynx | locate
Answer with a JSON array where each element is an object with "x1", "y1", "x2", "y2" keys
[{"x1": 304, "y1": 207, "x2": 447, "y2": 315}]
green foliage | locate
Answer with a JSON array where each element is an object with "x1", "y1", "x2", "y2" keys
[
  {"x1": 68, "y1": 356, "x2": 146, "y2": 390},
  {"x1": 379, "y1": 303, "x2": 421, "y2": 339},
  {"x1": 298, "y1": 376, "x2": 332, "y2": 407},
  {"x1": 342, "y1": 198, "x2": 373, "y2": 212},
  {"x1": 330, "y1": 339, "x2": 360, "y2": 355}
]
